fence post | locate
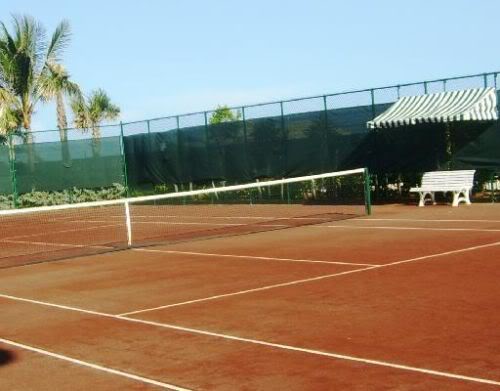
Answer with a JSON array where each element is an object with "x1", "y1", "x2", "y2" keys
[
  {"x1": 483, "y1": 73, "x2": 488, "y2": 88},
  {"x1": 176, "y1": 115, "x2": 182, "y2": 183},
  {"x1": 146, "y1": 119, "x2": 151, "y2": 134},
  {"x1": 322, "y1": 96, "x2": 330, "y2": 171},
  {"x1": 204, "y1": 111, "x2": 209, "y2": 141},
  {"x1": 369, "y1": 89, "x2": 379, "y2": 200},
  {"x1": 280, "y1": 101, "x2": 288, "y2": 175},
  {"x1": 242, "y1": 106, "x2": 250, "y2": 179},
  {"x1": 119, "y1": 122, "x2": 130, "y2": 197},
  {"x1": 424, "y1": 81, "x2": 428, "y2": 94},
  {"x1": 370, "y1": 89, "x2": 376, "y2": 119},
  {"x1": 323, "y1": 95, "x2": 328, "y2": 129},
  {"x1": 8, "y1": 134, "x2": 18, "y2": 208}
]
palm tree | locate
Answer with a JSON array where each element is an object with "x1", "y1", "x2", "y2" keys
[
  {"x1": 0, "y1": 84, "x2": 21, "y2": 143},
  {"x1": 0, "y1": 15, "x2": 72, "y2": 139},
  {"x1": 37, "y1": 62, "x2": 82, "y2": 142},
  {"x1": 71, "y1": 89, "x2": 120, "y2": 154}
]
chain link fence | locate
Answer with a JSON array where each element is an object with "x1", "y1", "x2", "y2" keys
[{"x1": 1, "y1": 71, "x2": 499, "y2": 209}]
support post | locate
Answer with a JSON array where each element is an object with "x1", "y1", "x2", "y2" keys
[
  {"x1": 280, "y1": 101, "x2": 288, "y2": 174},
  {"x1": 370, "y1": 89, "x2": 376, "y2": 119},
  {"x1": 176, "y1": 115, "x2": 182, "y2": 184},
  {"x1": 323, "y1": 95, "x2": 328, "y2": 130},
  {"x1": 242, "y1": 106, "x2": 249, "y2": 178},
  {"x1": 8, "y1": 134, "x2": 18, "y2": 208}
]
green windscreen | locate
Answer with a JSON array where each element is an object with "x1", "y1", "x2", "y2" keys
[
  {"x1": 0, "y1": 144, "x2": 12, "y2": 195},
  {"x1": 14, "y1": 136, "x2": 125, "y2": 194}
]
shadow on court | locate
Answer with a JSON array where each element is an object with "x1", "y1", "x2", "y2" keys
[{"x1": 0, "y1": 349, "x2": 16, "y2": 366}]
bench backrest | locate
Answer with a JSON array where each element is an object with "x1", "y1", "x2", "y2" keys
[{"x1": 421, "y1": 170, "x2": 475, "y2": 188}]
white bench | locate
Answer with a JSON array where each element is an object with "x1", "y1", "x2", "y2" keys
[{"x1": 410, "y1": 170, "x2": 475, "y2": 207}]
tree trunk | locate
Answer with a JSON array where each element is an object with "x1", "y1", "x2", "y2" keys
[
  {"x1": 56, "y1": 93, "x2": 71, "y2": 168},
  {"x1": 91, "y1": 126, "x2": 101, "y2": 156},
  {"x1": 56, "y1": 93, "x2": 68, "y2": 141}
]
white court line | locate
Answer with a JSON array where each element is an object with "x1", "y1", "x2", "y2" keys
[
  {"x1": 0, "y1": 293, "x2": 498, "y2": 387},
  {"x1": 0, "y1": 338, "x2": 190, "y2": 390},
  {"x1": 317, "y1": 225, "x2": 500, "y2": 232},
  {"x1": 118, "y1": 266, "x2": 375, "y2": 316},
  {"x1": 354, "y1": 218, "x2": 500, "y2": 223},
  {"x1": 119, "y1": 241, "x2": 500, "y2": 316},
  {"x1": 2, "y1": 224, "x2": 123, "y2": 241},
  {"x1": 133, "y1": 248, "x2": 378, "y2": 267}
]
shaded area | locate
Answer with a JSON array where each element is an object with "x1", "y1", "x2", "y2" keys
[{"x1": 0, "y1": 348, "x2": 16, "y2": 366}]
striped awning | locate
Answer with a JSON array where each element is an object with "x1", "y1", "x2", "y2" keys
[{"x1": 367, "y1": 87, "x2": 498, "y2": 129}]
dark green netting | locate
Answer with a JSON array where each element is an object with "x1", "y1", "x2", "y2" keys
[
  {"x1": 124, "y1": 104, "x2": 388, "y2": 187},
  {"x1": 452, "y1": 121, "x2": 500, "y2": 170},
  {"x1": 14, "y1": 136, "x2": 125, "y2": 193},
  {"x1": 0, "y1": 144, "x2": 12, "y2": 195},
  {"x1": 123, "y1": 97, "x2": 499, "y2": 203}
]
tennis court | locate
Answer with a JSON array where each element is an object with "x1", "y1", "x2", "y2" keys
[{"x1": 0, "y1": 171, "x2": 499, "y2": 390}]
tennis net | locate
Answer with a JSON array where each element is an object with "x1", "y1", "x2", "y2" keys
[{"x1": 0, "y1": 168, "x2": 370, "y2": 269}]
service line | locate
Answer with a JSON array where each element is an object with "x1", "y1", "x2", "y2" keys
[
  {"x1": 118, "y1": 241, "x2": 500, "y2": 316},
  {"x1": 133, "y1": 248, "x2": 378, "y2": 267}
]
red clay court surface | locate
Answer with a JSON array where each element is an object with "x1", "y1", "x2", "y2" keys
[{"x1": 0, "y1": 203, "x2": 499, "y2": 390}]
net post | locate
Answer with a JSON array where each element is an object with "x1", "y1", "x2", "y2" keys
[
  {"x1": 363, "y1": 168, "x2": 372, "y2": 215},
  {"x1": 119, "y1": 122, "x2": 130, "y2": 197},
  {"x1": 124, "y1": 200, "x2": 132, "y2": 247}
]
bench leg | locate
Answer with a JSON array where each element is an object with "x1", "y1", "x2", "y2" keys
[
  {"x1": 452, "y1": 190, "x2": 472, "y2": 207},
  {"x1": 418, "y1": 192, "x2": 426, "y2": 207},
  {"x1": 465, "y1": 190, "x2": 472, "y2": 205},
  {"x1": 418, "y1": 192, "x2": 434, "y2": 207},
  {"x1": 430, "y1": 192, "x2": 436, "y2": 205}
]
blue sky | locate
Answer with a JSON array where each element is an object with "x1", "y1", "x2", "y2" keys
[{"x1": 1, "y1": 0, "x2": 499, "y2": 131}]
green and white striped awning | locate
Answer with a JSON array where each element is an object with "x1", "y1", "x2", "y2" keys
[{"x1": 367, "y1": 87, "x2": 498, "y2": 129}]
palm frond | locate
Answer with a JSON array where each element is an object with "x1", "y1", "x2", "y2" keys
[
  {"x1": 46, "y1": 20, "x2": 70, "y2": 64},
  {"x1": 11, "y1": 14, "x2": 46, "y2": 77},
  {"x1": 70, "y1": 94, "x2": 90, "y2": 131}
]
